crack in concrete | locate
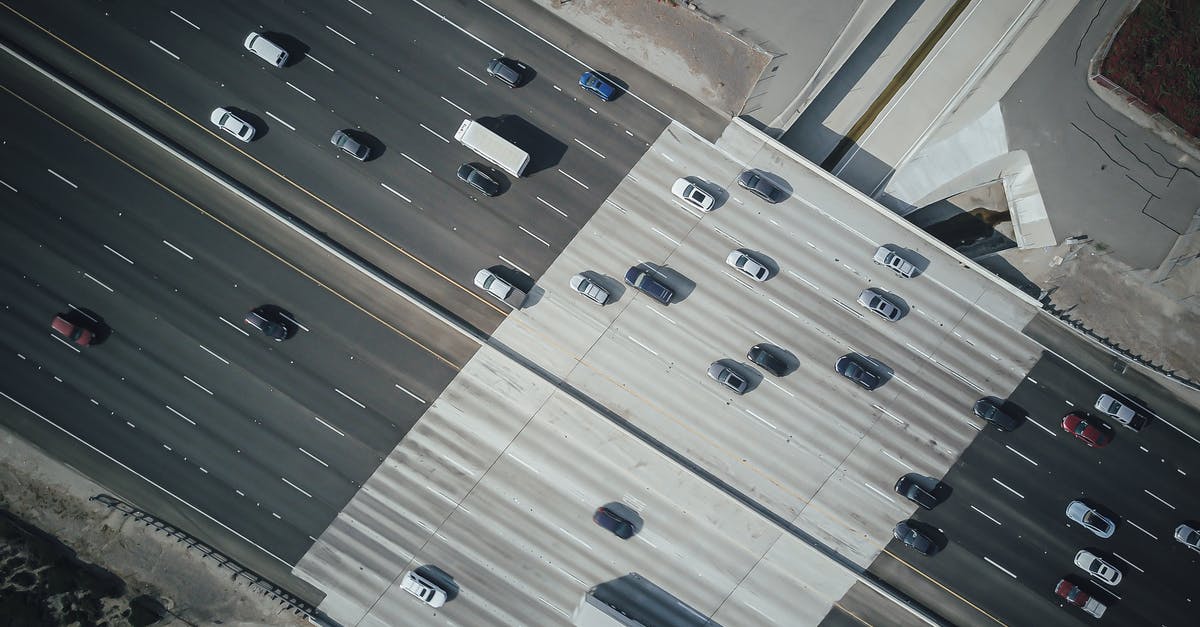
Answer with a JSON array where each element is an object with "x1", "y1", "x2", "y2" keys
[
  {"x1": 1086, "y1": 100, "x2": 1126, "y2": 137},
  {"x1": 1114, "y1": 133, "x2": 1171, "y2": 180},
  {"x1": 1072, "y1": 121, "x2": 1128, "y2": 170},
  {"x1": 1076, "y1": 0, "x2": 1107, "y2": 66}
]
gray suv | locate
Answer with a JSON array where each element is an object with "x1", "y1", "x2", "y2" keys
[
  {"x1": 624, "y1": 267, "x2": 673, "y2": 305},
  {"x1": 486, "y1": 57, "x2": 526, "y2": 87},
  {"x1": 331, "y1": 130, "x2": 370, "y2": 161}
]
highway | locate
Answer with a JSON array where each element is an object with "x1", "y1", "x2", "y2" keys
[{"x1": 0, "y1": 1, "x2": 1198, "y2": 626}]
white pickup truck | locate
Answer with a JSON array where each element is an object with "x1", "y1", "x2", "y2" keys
[{"x1": 474, "y1": 269, "x2": 526, "y2": 308}]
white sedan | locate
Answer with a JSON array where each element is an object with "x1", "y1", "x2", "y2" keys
[
  {"x1": 671, "y1": 178, "x2": 715, "y2": 211},
  {"x1": 725, "y1": 250, "x2": 769, "y2": 281},
  {"x1": 1073, "y1": 550, "x2": 1122, "y2": 585},
  {"x1": 209, "y1": 107, "x2": 255, "y2": 142}
]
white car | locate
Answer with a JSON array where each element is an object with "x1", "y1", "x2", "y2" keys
[
  {"x1": 872, "y1": 246, "x2": 917, "y2": 278},
  {"x1": 569, "y1": 274, "x2": 609, "y2": 305},
  {"x1": 1176, "y1": 523, "x2": 1200, "y2": 552},
  {"x1": 209, "y1": 107, "x2": 255, "y2": 142},
  {"x1": 725, "y1": 250, "x2": 769, "y2": 281},
  {"x1": 474, "y1": 269, "x2": 513, "y2": 300},
  {"x1": 1073, "y1": 550, "x2": 1122, "y2": 585},
  {"x1": 1094, "y1": 393, "x2": 1147, "y2": 430},
  {"x1": 671, "y1": 178, "x2": 715, "y2": 211},
  {"x1": 857, "y1": 288, "x2": 903, "y2": 321},
  {"x1": 399, "y1": 570, "x2": 447, "y2": 607},
  {"x1": 1066, "y1": 500, "x2": 1115, "y2": 538}
]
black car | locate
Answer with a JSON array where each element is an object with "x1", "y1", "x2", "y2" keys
[
  {"x1": 893, "y1": 520, "x2": 938, "y2": 555},
  {"x1": 747, "y1": 344, "x2": 788, "y2": 377},
  {"x1": 835, "y1": 354, "x2": 881, "y2": 390},
  {"x1": 624, "y1": 267, "x2": 673, "y2": 305},
  {"x1": 593, "y1": 506, "x2": 634, "y2": 539},
  {"x1": 737, "y1": 170, "x2": 785, "y2": 203},
  {"x1": 973, "y1": 396, "x2": 1019, "y2": 431},
  {"x1": 894, "y1": 475, "x2": 938, "y2": 510},
  {"x1": 457, "y1": 163, "x2": 501, "y2": 196},
  {"x1": 245, "y1": 307, "x2": 289, "y2": 341}
]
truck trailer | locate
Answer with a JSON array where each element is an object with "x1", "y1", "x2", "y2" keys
[{"x1": 453, "y1": 119, "x2": 529, "y2": 177}]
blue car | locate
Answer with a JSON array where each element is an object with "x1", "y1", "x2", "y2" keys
[{"x1": 579, "y1": 71, "x2": 617, "y2": 101}]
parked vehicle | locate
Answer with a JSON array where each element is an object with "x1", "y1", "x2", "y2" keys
[
  {"x1": 1094, "y1": 392, "x2": 1147, "y2": 431},
  {"x1": 569, "y1": 274, "x2": 609, "y2": 305},
  {"x1": 1054, "y1": 579, "x2": 1106, "y2": 618},
  {"x1": 624, "y1": 267, "x2": 673, "y2": 305},
  {"x1": 1066, "y1": 501, "x2": 1115, "y2": 538},
  {"x1": 872, "y1": 246, "x2": 917, "y2": 278},
  {"x1": 400, "y1": 570, "x2": 447, "y2": 607}
]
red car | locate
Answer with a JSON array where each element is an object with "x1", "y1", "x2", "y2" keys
[
  {"x1": 1062, "y1": 412, "x2": 1109, "y2": 448},
  {"x1": 51, "y1": 314, "x2": 94, "y2": 346}
]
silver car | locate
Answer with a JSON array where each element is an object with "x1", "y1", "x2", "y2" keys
[
  {"x1": 1073, "y1": 549, "x2": 1122, "y2": 585},
  {"x1": 726, "y1": 250, "x2": 769, "y2": 281},
  {"x1": 1094, "y1": 393, "x2": 1146, "y2": 430},
  {"x1": 474, "y1": 269, "x2": 513, "y2": 300},
  {"x1": 569, "y1": 274, "x2": 609, "y2": 305},
  {"x1": 707, "y1": 362, "x2": 747, "y2": 395},
  {"x1": 1066, "y1": 500, "x2": 1115, "y2": 538},
  {"x1": 872, "y1": 246, "x2": 917, "y2": 278},
  {"x1": 1176, "y1": 523, "x2": 1200, "y2": 552},
  {"x1": 671, "y1": 178, "x2": 715, "y2": 212},
  {"x1": 331, "y1": 129, "x2": 370, "y2": 161},
  {"x1": 857, "y1": 288, "x2": 902, "y2": 321},
  {"x1": 486, "y1": 57, "x2": 526, "y2": 87},
  {"x1": 210, "y1": 107, "x2": 254, "y2": 142}
]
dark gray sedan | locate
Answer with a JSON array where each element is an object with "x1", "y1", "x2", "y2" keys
[
  {"x1": 893, "y1": 520, "x2": 938, "y2": 555},
  {"x1": 737, "y1": 170, "x2": 785, "y2": 203}
]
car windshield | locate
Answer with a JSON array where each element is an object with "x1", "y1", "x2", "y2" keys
[{"x1": 1084, "y1": 512, "x2": 1108, "y2": 529}]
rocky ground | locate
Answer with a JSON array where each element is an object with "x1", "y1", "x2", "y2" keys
[{"x1": 0, "y1": 432, "x2": 310, "y2": 627}]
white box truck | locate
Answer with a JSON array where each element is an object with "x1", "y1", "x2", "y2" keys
[{"x1": 454, "y1": 119, "x2": 529, "y2": 177}]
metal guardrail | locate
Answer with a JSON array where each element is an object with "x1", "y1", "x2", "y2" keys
[{"x1": 90, "y1": 494, "x2": 336, "y2": 627}]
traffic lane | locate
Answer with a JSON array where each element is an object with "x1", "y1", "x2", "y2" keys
[
  {"x1": 0, "y1": 108, "x2": 460, "y2": 455},
  {"x1": 0, "y1": 2, "x2": 517, "y2": 330},
  {"x1": 1023, "y1": 315, "x2": 1200, "y2": 450},
  {"x1": 0, "y1": 47, "x2": 480, "y2": 371},
  {"x1": 930, "y1": 401, "x2": 1188, "y2": 625},
  {"x1": 1012, "y1": 362, "x2": 1200, "y2": 522}
]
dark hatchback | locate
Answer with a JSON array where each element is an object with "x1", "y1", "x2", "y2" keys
[
  {"x1": 835, "y1": 354, "x2": 881, "y2": 390},
  {"x1": 894, "y1": 475, "x2": 938, "y2": 510},
  {"x1": 245, "y1": 307, "x2": 290, "y2": 341},
  {"x1": 593, "y1": 506, "x2": 634, "y2": 539},
  {"x1": 973, "y1": 396, "x2": 1019, "y2": 431},
  {"x1": 893, "y1": 520, "x2": 938, "y2": 555},
  {"x1": 747, "y1": 344, "x2": 788, "y2": 377},
  {"x1": 624, "y1": 267, "x2": 673, "y2": 305},
  {"x1": 457, "y1": 163, "x2": 501, "y2": 196}
]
